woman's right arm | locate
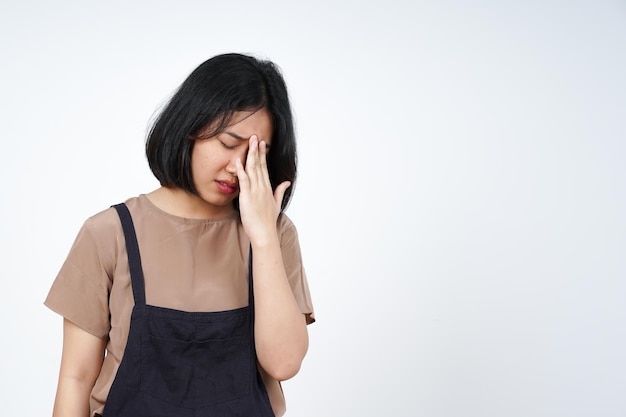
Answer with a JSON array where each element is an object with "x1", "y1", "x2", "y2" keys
[{"x1": 52, "y1": 318, "x2": 106, "y2": 417}]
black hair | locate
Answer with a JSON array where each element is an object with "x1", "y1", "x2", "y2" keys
[{"x1": 146, "y1": 53, "x2": 297, "y2": 210}]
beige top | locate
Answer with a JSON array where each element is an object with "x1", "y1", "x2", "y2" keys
[{"x1": 45, "y1": 194, "x2": 314, "y2": 417}]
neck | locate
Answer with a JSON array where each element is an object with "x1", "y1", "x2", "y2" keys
[{"x1": 146, "y1": 187, "x2": 235, "y2": 219}]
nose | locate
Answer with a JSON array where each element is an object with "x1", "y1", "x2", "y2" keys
[
  {"x1": 225, "y1": 158, "x2": 237, "y2": 176},
  {"x1": 225, "y1": 146, "x2": 249, "y2": 175}
]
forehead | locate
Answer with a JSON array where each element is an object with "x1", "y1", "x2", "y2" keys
[{"x1": 224, "y1": 108, "x2": 273, "y2": 144}]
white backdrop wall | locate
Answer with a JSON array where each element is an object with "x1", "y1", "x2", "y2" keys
[{"x1": 1, "y1": 1, "x2": 625, "y2": 416}]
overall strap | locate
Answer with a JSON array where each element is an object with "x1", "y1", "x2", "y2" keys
[
  {"x1": 112, "y1": 203, "x2": 146, "y2": 306},
  {"x1": 248, "y1": 246, "x2": 254, "y2": 312},
  {"x1": 248, "y1": 245, "x2": 258, "y2": 342}
]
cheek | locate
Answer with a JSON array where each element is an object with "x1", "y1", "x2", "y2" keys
[
  {"x1": 191, "y1": 144, "x2": 212, "y2": 178},
  {"x1": 191, "y1": 143, "x2": 229, "y2": 178}
]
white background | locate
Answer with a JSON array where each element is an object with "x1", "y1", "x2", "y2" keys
[{"x1": 1, "y1": 1, "x2": 625, "y2": 416}]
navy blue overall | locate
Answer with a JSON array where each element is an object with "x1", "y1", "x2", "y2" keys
[{"x1": 103, "y1": 203, "x2": 275, "y2": 417}]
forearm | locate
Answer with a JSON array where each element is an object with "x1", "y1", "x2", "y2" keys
[
  {"x1": 52, "y1": 318, "x2": 105, "y2": 417},
  {"x1": 252, "y1": 235, "x2": 309, "y2": 381},
  {"x1": 235, "y1": 136, "x2": 309, "y2": 380},
  {"x1": 52, "y1": 375, "x2": 94, "y2": 417}
]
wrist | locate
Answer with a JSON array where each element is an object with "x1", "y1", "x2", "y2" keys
[{"x1": 249, "y1": 230, "x2": 280, "y2": 250}]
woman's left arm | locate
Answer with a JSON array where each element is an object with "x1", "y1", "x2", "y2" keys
[{"x1": 236, "y1": 136, "x2": 309, "y2": 382}]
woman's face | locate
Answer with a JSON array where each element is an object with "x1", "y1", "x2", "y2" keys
[{"x1": 190, "y1": 108, "x2": 273, "y2": 216}]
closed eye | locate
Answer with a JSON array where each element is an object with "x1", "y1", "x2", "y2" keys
[{"x1": 219, "y1": 140, "x2": 237, "y2": 150}]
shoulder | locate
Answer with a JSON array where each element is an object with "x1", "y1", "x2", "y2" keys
[
  {"x1": 277, "y1": 213, "x2": 300, "y2": 246},
  {"x1": 73, "y1": 196, "x2": 145, "y2": 264},
  {"x1": 82, "y1": 206, "x2": 122, "y2": 235},
  {"x1": 277, "y1": 213, "x2": 300, "y2": 249},
  {"x1": 277, "y1": 212, "x2": 296, "y2": 231},
  {"x1": 81, "y1": 196, "x2": 143, "y2": 235}
]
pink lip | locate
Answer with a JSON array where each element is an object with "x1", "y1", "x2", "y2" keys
[{"x1": 215, "y1": 180, "x2": 239, "y2": 194}]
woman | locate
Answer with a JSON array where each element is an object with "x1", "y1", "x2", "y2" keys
[{"x1": 45, "y1": 53, "x2": 315, "y2": 417}]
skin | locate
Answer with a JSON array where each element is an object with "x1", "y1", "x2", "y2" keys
[
  {"x1": 52, "y1": 319, "x2": 106, "y2": 417},
  {"x1": 52, "y1": 108, "x2": 308, "y2": 416}
]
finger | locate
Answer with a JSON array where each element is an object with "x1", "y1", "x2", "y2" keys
[
  {"x1": 246, "y1": 135, "x2": 259, "y2": 167},
  {"x1": 273, "y1": 181, "x2": 291, "y2": 207},
  {"x1": 258, "y1": 140, "x2": 272, "y2": 187},
  {"x1": 245, "y1": 135, "x2": 259, "y2": 182},
  {"x1": 235, "y1": 158, "x2": 249, "y2": 189},
  {"x1": 259, "y1": 140, "x2": 269, "y2": 169}
]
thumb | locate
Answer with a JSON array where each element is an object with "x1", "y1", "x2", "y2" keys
[{"x1": 274, "y1": 181, "x2": 291, "y2": 207}]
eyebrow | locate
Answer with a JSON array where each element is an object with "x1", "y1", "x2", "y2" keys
[
  {"x1": 225, "y1": 131, "x2": 271, "y2": 148},
  {"x1": 225, "y1": 131, "x2": 246, "y2": 141}
]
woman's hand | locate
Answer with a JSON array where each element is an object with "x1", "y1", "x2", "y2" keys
[{"x1": 235, "y1": 135, "x2": 290, "y2": 246}]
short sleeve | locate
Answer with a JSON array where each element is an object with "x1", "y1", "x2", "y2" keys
[
  {"x1": 44, "y1": 214, "x2": 116, "y2": 338},
  {"x1": 278, "y1": 214, "x2": 315, "y2": 324}
]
